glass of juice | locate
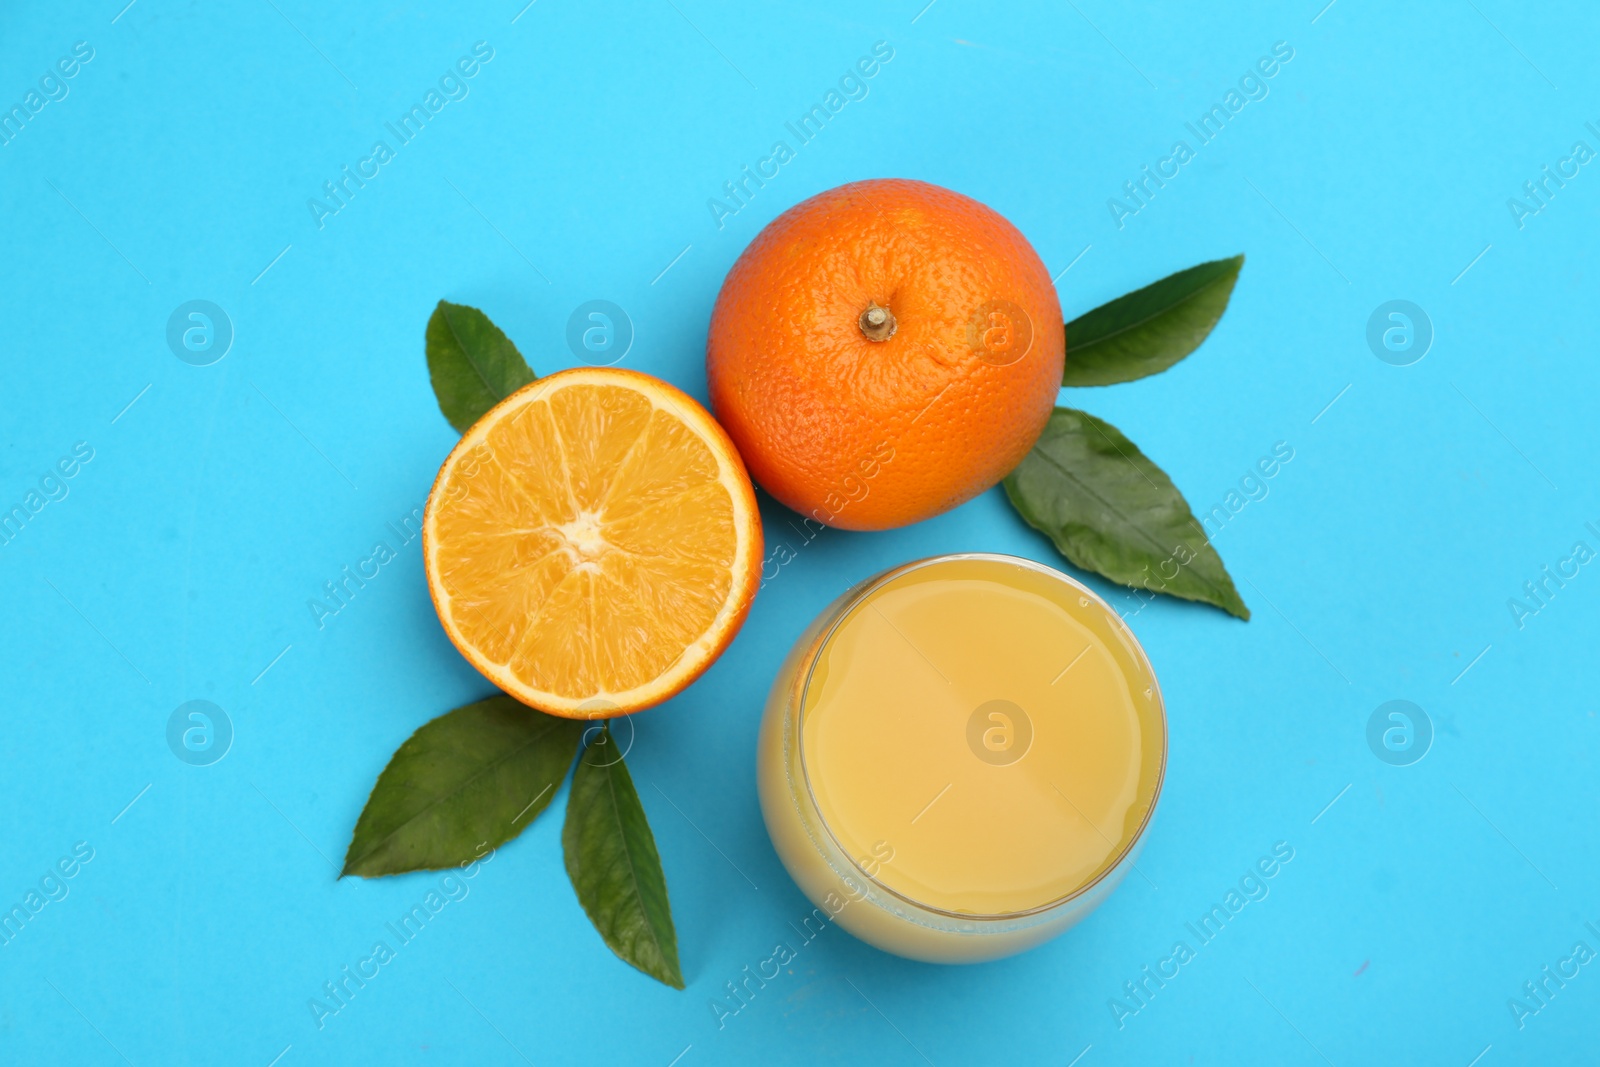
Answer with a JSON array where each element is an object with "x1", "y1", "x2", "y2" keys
[{"x1": 757, "y1": 553, "x2": 1165, "y2": 963}]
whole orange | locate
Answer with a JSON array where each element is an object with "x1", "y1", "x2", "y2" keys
[{"x1": 706, "y1": 179, "x2": 1064, "y2": 532}]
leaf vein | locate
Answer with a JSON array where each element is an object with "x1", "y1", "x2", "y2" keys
[
  {"x1": 601, "y1": 758, "x2": 665, "y2": 962},
  {"x1": 1028, "y1": 439, "x2": 1230, "y2": 602},
  {"x1": 347, "y1": 713, "x2": 569, "y2": 872},
  {"x1": 1072, "y1": 271, "x2": 1234, "y2": 353},
  {"x1": 442, "y1": 306, "x2": 501, "y2": 400}
]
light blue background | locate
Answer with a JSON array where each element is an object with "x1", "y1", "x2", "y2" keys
[{"x1": 2, "y1": 1, "x2": 1596, "y2": 1064}]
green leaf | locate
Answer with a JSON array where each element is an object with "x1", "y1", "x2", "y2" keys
[
  {"x1": 1062, "y1": 255, "x2": 1243, "y2": 387},
  {"x1": 563, "y1": 731, "x2": 683, "y2": 989},
  {"x1": 343, "y1": 694, "x2": 583, "y2": 877},
  {"x1": 1003, "y1": 407, "x2": 1249, "y2": 619},
  {"x1": 425, "y1": 300, "x2": 537, "y2": 433}
]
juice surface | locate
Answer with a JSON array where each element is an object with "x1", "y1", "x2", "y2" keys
[{"x1": 798, "y1": 557, "x2": 1164, "y2": 916}]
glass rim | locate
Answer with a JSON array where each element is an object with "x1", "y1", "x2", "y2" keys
[{"x1": 790, "y1": 551, "x2": 1168, "y2": 923}]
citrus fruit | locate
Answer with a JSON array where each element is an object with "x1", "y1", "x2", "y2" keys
[
  {"x1": 423, "y1": 367, "x2": 762, "y2": 718},
  {"x1": 706, "y1": 178, "x2": 1065, "y2": 532}
]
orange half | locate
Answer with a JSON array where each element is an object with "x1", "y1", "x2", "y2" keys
[{"x1": 423, "y1": 367, "x2": 763, "y2": 718}]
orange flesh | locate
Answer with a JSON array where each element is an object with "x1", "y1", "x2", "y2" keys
[{"x1": 425, "y1": 370, "x2": 761, "y2": 716}]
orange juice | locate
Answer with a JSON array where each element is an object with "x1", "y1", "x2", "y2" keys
[{"x1": 757, "y1": 554, "x2": 1165, "y2": 962}]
